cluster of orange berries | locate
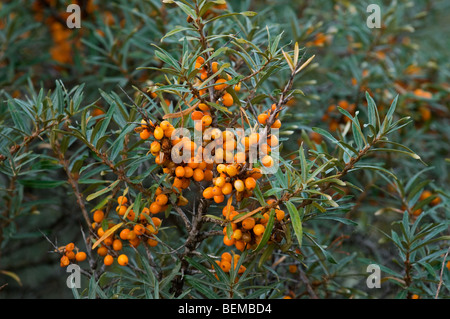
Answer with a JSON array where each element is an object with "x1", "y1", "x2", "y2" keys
[
  {"x1": 137, "y1": 119, "x2": 278, "y2": 207},
  {"x1": 212, "y1": 251, "x2": 246, "y2": 278},
  {"x1": 203, "y1": 163, "x2": 263, "y2": 204},
  {"x1": 411, "y1": 190, "x2": 442, "y2": 217},
  {"x1": 321, "y1": 100, "x2": 356, "y2": 132},
  {"x1": 221, "y1": 199, "x2": 286, "y2": 252},
  {"x1": 138, "y1": 118, "x2": 216, "y2": 196},
  {"x1": 59, "y1": 242, "x2": 87, "y2": 267},
  {"x1": 91, "y1": 195, "x2": 162, "y2": 266},
  {"x1": 194, "y1": 56, "x2": 241, "y2": 110},
  {"x1": 257, "y1": 103, "x2": 282, "y2": 129}
]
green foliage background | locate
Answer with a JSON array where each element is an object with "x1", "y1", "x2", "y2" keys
[{"x1": 0, "y1": 0, "x2": 449, "y2": 299}]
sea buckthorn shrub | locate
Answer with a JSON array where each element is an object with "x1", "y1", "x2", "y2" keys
[{"x1": 0, "y1": 0, "x2": 448, "y2": 299}]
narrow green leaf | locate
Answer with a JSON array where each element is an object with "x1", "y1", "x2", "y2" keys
[
  {"x1": 286, "y1": 201, "x2": 303, "y2": 248},
  {"x1": 86, "y1": 180, "x2": 120, "y2": 201}
]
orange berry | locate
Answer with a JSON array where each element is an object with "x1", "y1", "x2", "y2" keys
[
  {"x1": 242, "y1": 217, "x2": 256, "y2": 230},
  {"x1": 196, "y1": 56, "x2": 205, "y2": 65},
  {"x1": 221, "y1": 252, "x2": 232, "y2": 262},
  {"x1": 119, "y1": 228, "x2": 130, "y2": 240},
  {"x1": 164, "y1": 126, "x2": 175, "y2": 138},
  {"x1": 234, "y1": 180, "x2": 245, "y2": 192},
  {"x1": 215, "y1": 176, "x2": 226, "y2": 188},
  {"x1": 146, "y1": 224, "x2": 158, "y2": 235},
  {"x1": 150, "y1": 141, "x2": 161, "y2": 153},
  {"x1": 226, "y1": 165, "x2": 238, "y2": 177},
  {"x1": 249, "y1": 133, "x2": 260, "y2": 146},
  {"x1": 258, "y1": 113, "x2": 269, "y2": 125},
  {"x1": 217, "y1": 164, "x2": 227, "y2": 174},
  {"x1": 156, "y1": 194, "x2": 169, "y2": 206},
  {"x1": 203, "y1": 187, "x2": 214, "y2": 199},
  {"x1": 220, "y1": 260, "x2": 231, "y2": 272},
  {"x1": 93, "y1": 210, "x2": 104, "y2": 223},
  {"x1": 232, "y1": 229, "x2": 243, "y2": 240},
  {"x1": 65, "y1": 243, "x2": 75, "y2": 252},
  {"x1": 211, "y1": 61, "x2": 219, "y2": 73},
  {"x1": 251, "y1": 167, "x2": 263, "y2": 179},
  {"x1": 117, "y1": 254, "x2": 129, "y2": 266},
  {"x1": 260, "y1": 143, "x2": 271, "y2": 155},
  {"x1": 117, "y1": 196, "x2": 128, "y2": 205},
  {"x1": 154, "y1": 126, "x2": 164, "y2": 140},
  {"x1": 116, "y1": 205, "x2": 127, "y2": 216},
  {"x1": 191, "y1": 110, "x2": 204, "y2": 121},
  {"x1": 228, "y1": 211, "x2": 239, "y2": 221},
  {"x1": 288, "y1": 264, "x2": 298, "y2": 273},
  {"x1": 75, "y1": 251, "x2": 87, "y2": 262},
  {"x1": 222, "y1": 205, "x2": 234, "y2": 216},
  {"x1": 244, "y1": 177, "x2": 256, "y2": 190},
  {"x1": 214, "y1": 195, "x2": 225, "y2": 204},
  {"x1": 267, "y1": 135, "x2": 279, "y2": 147},
  {"x1": 222, "y1": 93, "x2": 234, "y2": 107},
  {"x1": 223, "y1": 235, "x2": 235, "y2": 246},
  {"x1": 259, "y1": 213, "x2": 269, "y2": 225},
  {"x1": 212, "y1": 186, "x2": 223, "y2": 196},
  {"x1": 112, "y1": 239, "x2": 123, "y2": 251},
  {"x1": 184, "y1": 166, "x2": 194, "y2": 178},
  {"x1": 261, "y1": 155, "x2": 274, "y2": 167},
  {"x1": 413, "y1": 208, "x2": 423, "y2": 217},
  {"x1": 129, "y1": 237, "x2": 141, "y2": 248},
  {"x1": 222, "y1": 183, "x2": 233, "y2": 195},
  {"x1": 201, "y1": 115, "x2": 213, "y2": 127},
  {"x1": 139, "y1": 207, "x2": 150, "y2": 220},
  {"x1": 214, "y1": 78, "x2": 228, "y2": 91},
  {"x1": 151, "y1": 217, "x2": 162, "y2": 228},
  {"x1": 103, "y1": 236, "x2": 113, "y2": 246},
  {"x1": 140, "y1": 129, "x2": 151, "y2": 140},
  {"x1": 238, "y1": 265, "x2": 246, "y2": 274},
  {"x1": 147, "y1": 237, "x2": 158, "y2": 247},
  {"x1": 234, "y1": 82, "x2": 241, "y2": 92},
  {"x1": 65, "y1": 251, "x2": 75, "y2": 260},
  {"x1": 431, "y1": 196, "x2": 441, "y2": 206},
  {"x1": 160, "y1": 120, "x2": 171, "y2": 131},
  {"x1": 134, "y1": 224, "x2": 146, "y2": 236},
  {"x1": 126, "y1": 210, "x2": 136, "y2": 221},
  {"x1": 97, "y1": 246, "x2": 108, "y2": 257},
  {"x1": 104, "y1": 255, "x2": 114, "y2": 266},
  {"x1": 223, "y1": 223, "x2": 237, "y2": 235},
  {"x1": 271, "y1": 119, "x2": 282, "y2": 129},
  {"x1": 198, "y1": 103, "x2": 210, "y2": 111},
  {"x1": 235, "y1": 240, "x2": 246, "y2": 252},
  {"x1": 175, "y1": 166, "x2": 186, "y2": 178},
  {"x1": 60, "y1": 256, "x2": 70, "y2": 267},
  {"x1": 276, "y1": 209, "x2": 285, "y2": 221},
  {"x1": 193, "y1": 168, "x2": 205, "y2": 182},
  {"x1": 172, "y1": 177, "x2": 183, "y2": 189},
  {"x1": 97, "y1": 227, "x2": 105, "y2": 237},
  {"x1": 127, "y1": 230, "x2": 137, "y2": 241},
  {"x1": 253, "y1": 224, "x2": 265, "y2": 236},
  {"x1": 149, "y1": 202, "x2": 162, "y2": 214}
]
